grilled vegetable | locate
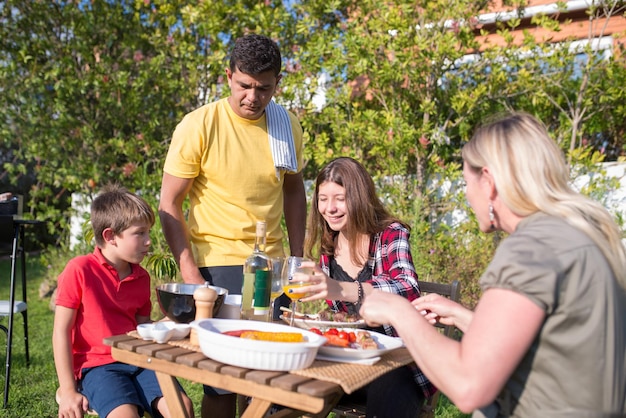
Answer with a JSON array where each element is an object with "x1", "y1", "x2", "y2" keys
[
  {"x1": 222, "y1": 330, "x2": 255, "y2": 337},
  {"x1": 317, "y1": 328, "x2": 380, "y2": 350},
  {"x1": 239, "y1": 331, "x2": 305, "y2": 342},
  {"x1": 317, "y1": 309, "x2": 360, "y2": 322},
  {"x1": 354, "y1": 331, "x2": 378, "y2": 350},
  {"x1": 324, "y1": 334, "x2": 351, "y2": 348}
]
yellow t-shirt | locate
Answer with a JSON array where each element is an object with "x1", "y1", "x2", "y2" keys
[{"x1": 163, "y1": 98, "x2": 303, "y2": 266}]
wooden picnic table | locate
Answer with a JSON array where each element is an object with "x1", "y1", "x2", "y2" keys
[{"x1": 104, "y1": 333, "x2": 414, "y2": 418}]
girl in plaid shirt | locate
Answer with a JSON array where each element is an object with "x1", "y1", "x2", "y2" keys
[{"x1": 298, "y1": 157, "x2": 435, "y2": 418}]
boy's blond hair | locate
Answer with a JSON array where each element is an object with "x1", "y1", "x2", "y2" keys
[{"x1": 90, "y1": 183, "x2": 155, "y2": 247}]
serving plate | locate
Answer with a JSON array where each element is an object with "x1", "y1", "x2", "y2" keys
[
  {"x1": 191, "y1": 318, "x2": 327, "y2": 371},
  {"x1": 280, "y1": 314, "x2": 367, "y2": 329},
  {"x1": 317, "y1": 329, "x2": 403, "y2": 360}
]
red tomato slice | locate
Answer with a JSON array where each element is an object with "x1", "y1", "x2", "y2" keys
[
  {"x1": 337, "y1": 331, "x2": 349, "y2": 341},
  {"x1": 324, "y1": 328, "x2": 339, "y2": 336},
  {"x1": 309, "y1": 327, "x2": 323, "y2": 335},
  {"x1": 348, "y1": 331, "x2": 356, "y2": 343}
]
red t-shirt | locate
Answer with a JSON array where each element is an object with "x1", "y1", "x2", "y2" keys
[{"x1": 55, "y1": 247, "x2": 152, "y2": 379}]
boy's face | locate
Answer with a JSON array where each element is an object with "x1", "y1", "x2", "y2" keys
[{"x1": 112, "y1": 223, "x2": 152, "y2": 264}]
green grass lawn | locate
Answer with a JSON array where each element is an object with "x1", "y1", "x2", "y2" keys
[{"x1": 0, "y1": 255, "x2": 468, "y2": 417}]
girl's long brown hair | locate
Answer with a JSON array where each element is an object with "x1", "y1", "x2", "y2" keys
[{"x1": 304, "y1": 157, "x2": 408, "y2": 266}]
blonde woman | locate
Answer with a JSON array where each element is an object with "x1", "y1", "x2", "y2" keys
[{"x1": 360, "y1": 112, "x2": 626, "y2": 417}]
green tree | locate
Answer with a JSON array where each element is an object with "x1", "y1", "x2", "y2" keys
[
  {"x1": 1, "y1": 1, "x2": 197, "y2": 243},
  {"x1": 0, "y1": 0, "x2": 298, "y2": 251},
  {"x1": 2, "y1": 0, "x2": 626, "y2": 299},
  {"x1": 278, "y1": 0, "x2": 626, "y2": 299}
]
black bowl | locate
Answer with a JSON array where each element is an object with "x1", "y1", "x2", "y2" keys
[{"x1": 156, "y1": 283, "x2": 228, "y2": 323}]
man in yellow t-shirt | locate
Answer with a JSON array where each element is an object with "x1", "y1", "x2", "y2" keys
[{"x1": 158, "y1": 34, "x2": 306, "y2": 418}]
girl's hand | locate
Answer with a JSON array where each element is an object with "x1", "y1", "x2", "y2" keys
[{"x1": 294, "y1": 261, "x2": 342, "y2": 301}]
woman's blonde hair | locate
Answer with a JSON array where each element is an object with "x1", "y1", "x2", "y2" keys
[{"x1": 462, "y1": 112, "x2": 626, "y2": 289}]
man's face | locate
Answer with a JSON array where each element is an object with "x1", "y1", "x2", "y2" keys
[{"x1": 226, "y1": 67, "x2": 281, "y2": 120}]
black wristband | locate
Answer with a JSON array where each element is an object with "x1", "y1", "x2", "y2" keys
[{"x1": 355, "y1": 281, "x2": 364, "y2": 311}]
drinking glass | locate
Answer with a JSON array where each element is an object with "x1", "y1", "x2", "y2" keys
[
  {"x1": 281, "y1": 256, "x2": 312, "y2": 327},
  {"x1": 268, "y1": 257, "x2": 284, "y2": 322}
]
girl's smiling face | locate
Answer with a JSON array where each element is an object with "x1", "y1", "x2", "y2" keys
[{"x1": 317, "y1": 181, "x2": 348, "y2": 233}]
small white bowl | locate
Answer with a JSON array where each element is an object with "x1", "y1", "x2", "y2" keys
[
  {"x1": 136, "y1": 323, "x2": 154, "y2": 340},
  {"x1": 151, "y1": 323, "x2": 175, "y2": 343},
  {"x1": 135, "y1": 322, "x2": 191, "y2": 343},
  {"x1": 166, "y1": 322, "x2": 192, "y2": 340}
]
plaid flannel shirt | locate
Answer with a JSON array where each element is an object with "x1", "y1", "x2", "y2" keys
[{"x1": 320, "y1": 222, "x2": 437, "y2": 399}]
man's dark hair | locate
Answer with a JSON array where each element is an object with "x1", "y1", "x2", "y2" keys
[{"x1": 229, "y1": 34, "x2": 282, "y2": 76}]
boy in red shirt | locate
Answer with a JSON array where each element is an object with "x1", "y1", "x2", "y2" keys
[{"x1": 53, "y1": 184, "x2": 194, "y2": 418}]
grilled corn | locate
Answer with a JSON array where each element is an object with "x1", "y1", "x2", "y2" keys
[{"x1": 240, "y1": 331, "x2": 304, "y2": 342}]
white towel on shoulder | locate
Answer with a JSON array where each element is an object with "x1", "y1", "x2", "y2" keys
[{"x1": 266, "y1": 100, "x2": 297, "y2": 180}]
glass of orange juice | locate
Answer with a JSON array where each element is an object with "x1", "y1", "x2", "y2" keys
[{"x1": 281, "y1": 256, "x2": 312, "y2": 327}]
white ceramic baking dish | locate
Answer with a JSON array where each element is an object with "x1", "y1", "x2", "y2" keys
[{"x1": 191, "y1": 318, "x2": 327, "y2": 371}]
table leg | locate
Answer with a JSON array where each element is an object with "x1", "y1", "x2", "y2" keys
[
  {"x1": 264, "y1": 409, "x2": 309, "y2": 418},
  {"x1": 241, "y1": 399, "x2": 317, "y2": 418},
  {"x1": 155, "y1": 371, "x2": 190, "y2": 418},
  {"x1": 240, "y1": 397, "x2": 273, "y2": 418},
  {"x1": 306, "y1": 390, "x2": 345, "y2": 418}
]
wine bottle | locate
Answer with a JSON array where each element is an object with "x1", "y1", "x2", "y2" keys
[{"x1": 241, "y1": 221, "x2": 272, "y2": 321}]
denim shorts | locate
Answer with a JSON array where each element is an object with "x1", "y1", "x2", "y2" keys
[{"x1": 80, "y1": 362, "x2": 172, "y2": 417}]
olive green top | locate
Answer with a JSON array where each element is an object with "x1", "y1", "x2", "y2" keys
[{"x1": 474, "y1": 213, "x2": 626, "y2": 417}]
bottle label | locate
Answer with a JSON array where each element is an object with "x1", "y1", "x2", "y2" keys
[
  {"x1": 241, "y1": 272, "x2": 255, "y2": 314},
  {"x1": 253, "y1": 270, "x2": 270, "y2": 313}
]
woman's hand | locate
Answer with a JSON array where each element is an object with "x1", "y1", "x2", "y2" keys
[
  {"x1": 412, "y1": 293, "x2": 473, "y2": 333},
  {"x1": 359, "y1": 291, "x2": 415, "y2": 328}
]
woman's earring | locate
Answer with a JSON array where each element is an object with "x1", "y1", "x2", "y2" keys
[{"x1": 489, "y1": 203, "x2": 496, "y2": 230}]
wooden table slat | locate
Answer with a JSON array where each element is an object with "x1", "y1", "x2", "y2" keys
[
  {"x1": 103, "y1": 334, "x2": 136, "y2": 346},
  {"x1": 135, "y1": 342, "x2": 175, "y2": 357},
  {"x1": 195, "y1": 357, "x2": 226, "y2": 372},
  {"x1": 118, "y1": 338, "x2": 155, "y2": 352},
  {"x1": 155, "y1": 346, "x2": 194, "y2": 362},
  {"x1": 176, "y1": 351, "x2": 209, "y2": 367},
  {"x1": 220, "y1": 364, "x2": 252, "y2": 379},
  {"x1": 270, "y1": 373, "x2": 316, "y2": 391},
  {"x1": 244, "y1": 370, "x2": 285, "y2": 385},
  {"x1": 297, "y1": 379, "x2": 342, "y2": 397}
]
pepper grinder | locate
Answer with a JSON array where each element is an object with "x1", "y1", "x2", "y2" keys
[{"x1": 189, "y1": 285, "x2": 217, "y2": 346}]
